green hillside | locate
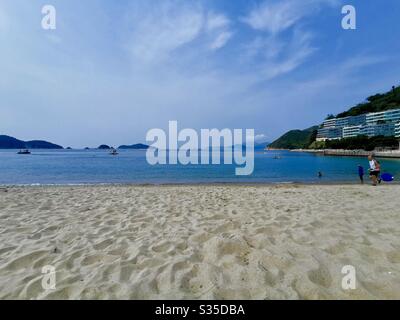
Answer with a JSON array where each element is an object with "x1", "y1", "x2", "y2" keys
[
  {"x1": 336, "y1": 86, "x2": 400, "y2": 118},
  {"x1": 270, "y1": 85, "x2": 400, "y2": 150},
  {"x1": 268, "y1": 126, "x2": 318, "y2": 150}
]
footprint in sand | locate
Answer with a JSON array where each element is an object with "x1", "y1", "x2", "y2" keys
[
  {"x1": 386, "y1": 250, "x2": 400, "y2": 264},
  {"x1": 307, "y1": 263, "x2": 332, "y2": 289},
  {"x1": 93, "y1": 239, "x2": 114, "y2": 251},
  {"x1": 0, "y1": 246, "x2": 17, "y2": 256},
  {"x1": 151, "y1": 241, "x2": 172, "y2": 253},
  {"x1": 4, "y1": 250, "x2": 48, "y2": 271}
]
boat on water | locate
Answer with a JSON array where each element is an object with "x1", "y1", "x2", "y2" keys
[
  {"x1": 110, "y1": 149, "x2": 118, "y2": 156},
  {"x1": 17, "y1": 149, "x2": 31, "y2": 155}
]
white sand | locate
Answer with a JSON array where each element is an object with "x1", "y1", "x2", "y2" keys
[{"x1": 0, "y1": 184, "x2": 399, "y2": 300}]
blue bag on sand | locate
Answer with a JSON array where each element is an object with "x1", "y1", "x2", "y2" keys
[{"x1": 381, "y1": 173, "x2": 394, "y2": 182}]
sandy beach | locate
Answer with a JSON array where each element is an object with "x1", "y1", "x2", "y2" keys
[{"x1": 0, "y1": 184, "x2": 399, "y2": 300}]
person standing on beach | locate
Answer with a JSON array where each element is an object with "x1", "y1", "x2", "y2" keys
[
  {"x1": 368, "y1": 155, "x2": 381, "y2": 186},
  {"x1": 358, "y1": 165, "x2": 364, "y2": 184}
]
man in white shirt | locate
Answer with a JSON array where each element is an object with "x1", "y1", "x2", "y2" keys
[{"x1": 368, "y1": 155, "x2": 381, "y2": 186}]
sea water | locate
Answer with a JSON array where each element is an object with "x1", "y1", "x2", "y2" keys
[{"x1": 0, "y1": 149, "x2": 399, "y2": 185}]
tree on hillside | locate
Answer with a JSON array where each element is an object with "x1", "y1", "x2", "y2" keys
[{"x1": 335, "y1": 86, "x2": 400, "y2": 118}]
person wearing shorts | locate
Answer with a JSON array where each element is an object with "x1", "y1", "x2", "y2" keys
[{"x1": 368, "y1": 155, "x2": 380, "y2": 186}]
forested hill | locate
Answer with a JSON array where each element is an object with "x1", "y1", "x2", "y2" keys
[
  {"x1": 268, "y1": 126, "x2": 318, "y2": 150},
  {"x1": 335, "y1": 86, "x2": 400, "y2": 118}
]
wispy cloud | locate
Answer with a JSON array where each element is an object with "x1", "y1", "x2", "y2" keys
[
  {"x1": 242, "y1": 0, "x2": 303, "y2": 34},
  {"x1": 240, "y1": 27, "x2": 316, "y2": 80},
  {"x1": 124, "y1": 1, "x2": 233, "y2": 63},
  {"x1": 209, "y1": 31, "x2": 233, "y2": 50},
  {"x1": 260, "y1": 29, "x2": 317, "y2": 79},
  {"x1": 239, "y1": 0, "x2": 339, "y2": 80},
  {"x1": 206, "y1": 12, "x2": 233, "y2": 51},
  {"x1": 126, "y1": 1, "x2": 204, "y2": 63},
  {"x1": 242, "y1": 0, "x2": 339, "y2": 34},
  {"x1": 206, "y1": 12, "x2": 230, "y2": 31}
]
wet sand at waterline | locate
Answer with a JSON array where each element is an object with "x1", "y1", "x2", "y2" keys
[{"x1": 0, "y1": 184, "x2": 399, "y2": 299}]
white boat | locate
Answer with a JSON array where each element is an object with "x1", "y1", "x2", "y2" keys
[
  {"x1": 110, "y1": 149, "x2": 118, "y2": 155},
  {"x1": 17, "y1": 149, "x2": 31, "y2": 155}
]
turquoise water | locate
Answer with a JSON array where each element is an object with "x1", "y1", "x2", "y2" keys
[{"x1": 0, "y1": 149, "x2": 399, "y2": 185}]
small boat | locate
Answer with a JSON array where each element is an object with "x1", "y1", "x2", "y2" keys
[
  {"x1": 17, "y1": 149, "x2": 31, "y2": 155},
  {"x1": 110, "y1": 149, "x2": 118, "y2": 156}
]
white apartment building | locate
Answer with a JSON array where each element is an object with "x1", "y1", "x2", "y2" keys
[
  {"x1": 366, "y1": 109, "x2": 400, "y2": 124},
  {"x1": 396, "y1": 122, "x2": 400, "y2": 138},
  {"x1": 366, "y1": 111, "x2": 386, "y2": 124},
  {"x1": 384, "y1": 109, "x2": 400, "y2": 122},
  {"x1": 322, "y1": 118, "x2": 338, "y2": 128},
  {"x1": 318, "y1": 107, "x2": 400, "y2": 140},
  {"x1": 342, "y1": 125, "x2": 362, "y2": 138}
]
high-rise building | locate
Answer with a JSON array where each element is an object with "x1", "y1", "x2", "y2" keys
[
  {"x1": 348, "y1": 114, "x2": 367, "y2": 126},
  {"x1": 321, "y1": 118, "x2": 337, "y2": 128},
  {"x1": 317, "y1": 108, "x2": 400, "y2": 140},
  {"x1": 384, "y1": 109, "x2": 400, "y2": 123},
  {"x1": 342, "y1": 125, "x2": 362, "y2": 138},
  {"x1": 316, "y1": 127, "x2": 343, "y2": 141},
  {"x1": 366, "y1": 111, "x2": 386, "y2": 124},
  {"x1": 395, "y1": 123, "x2": 400, "y2": 138},
  {"x1": 360, "y1": 123, "x2": 396, "y2": 137}
]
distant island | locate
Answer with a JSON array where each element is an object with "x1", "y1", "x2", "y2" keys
[
  {"x1": 0, "y1": 135, "x2": 63, "y2": 149},
  {"x1": 0, "y1": 136, "x2": 152, "y2": 150},
  {"x1": 118, "y1": 144, "x2": 150, "y2": 150},
  {"x1": 98, "y1": 145, "x2": 111, "y2": 150},
  {"x1": 269, "y1": 86, "x2": 400, "y2": 151}
]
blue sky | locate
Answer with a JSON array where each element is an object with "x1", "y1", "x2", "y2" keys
[{"x1": 1, "y1": 0, "x2": 399, "y2": 147}]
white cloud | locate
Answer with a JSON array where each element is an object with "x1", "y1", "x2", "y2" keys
[
  {"x1": 261, "y1": 30, "x2": 316, "y2": 79},
  {"x1": 125, "y1": 2, "x2": 233, "y2": 62},
  {"x1": 244, "y1": 36, "x2": 285, "y2": 60},
  {"x1": 242, "y1": 0, "x2": 302, "y2": 34},
  {"x1": 240, "y1": 28, "x2": 316, "y2": 80},
  {"x1": 253, "y1": 134, "x2": 269, "y2": 143},
  {"x1": 205, "y1": 12, "x2": 233, "y2": 50},
  {"x1": 242, "y1": 0, "x2": 339, "y2": 34},
  {"x1": 126, "y1": 1, "x2": 204, "y2": 63},
  {"x1": 240, "y1": 0, "x2": 339, "y2": 80},
  {"x1": 206, "y1": 12, "x2": 233, "y2": 50},
  {"x1": 206, "y1": 12, "x2": 230, "y2": 31},
  {"x1": 210, "y1": 31, "x2": 233, "y2": 50}
]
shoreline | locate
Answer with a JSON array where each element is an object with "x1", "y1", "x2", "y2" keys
[
  {"x1": 291, "y1": 149, "x2": 400, "y2": 159},
  {"x1": 2, "y1": 180, "x2": 399, "y2": 188}
]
